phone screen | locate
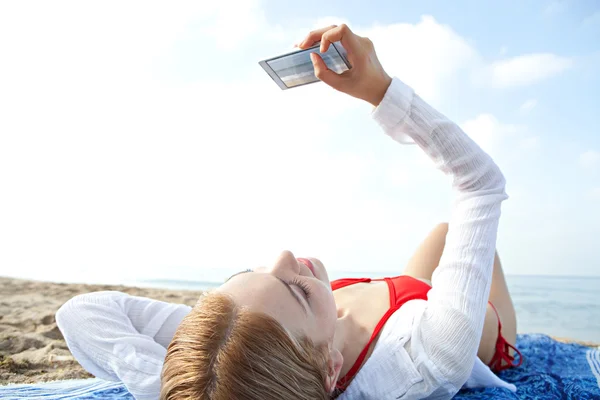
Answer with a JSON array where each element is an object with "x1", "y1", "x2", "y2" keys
[{"x1": 265, "y1": 44, "x2": 350, "y2": 88}]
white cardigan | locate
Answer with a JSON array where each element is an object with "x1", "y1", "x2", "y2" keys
[{"x1": 57, "y1": 77, "x2": 516, "y2": 399}]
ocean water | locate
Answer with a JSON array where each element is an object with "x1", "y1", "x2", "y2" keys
[
  {"x1": 506, "y1": 275, "x2": 600, "y2": 343},
  {"x1": 134, "y1": 274, "x2": 600, "y2": 343}
]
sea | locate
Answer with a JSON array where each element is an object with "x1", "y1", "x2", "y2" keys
[{"x1": 128, "y1": 273, "x2": 600, "y2": 344}]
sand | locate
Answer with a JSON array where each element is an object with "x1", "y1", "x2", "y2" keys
[
  {"x1": 1, "y1": 276, "x2": 598, "y2": 387},
  {"x1": 0, "y1": 277, "x2": 202, "y2": 385}
]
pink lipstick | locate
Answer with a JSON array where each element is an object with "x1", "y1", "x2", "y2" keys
[{"x1": 297, "y1": 258, "x2": 315, "y2": 277}]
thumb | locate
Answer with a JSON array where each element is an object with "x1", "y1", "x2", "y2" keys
[{"x1": 310, "y1": 53, "x2": 344, "y2": 90}]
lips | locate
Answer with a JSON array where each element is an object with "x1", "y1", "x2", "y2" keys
[{"x1": 297, "y1": 258, "x2": 316, "y2": 277}]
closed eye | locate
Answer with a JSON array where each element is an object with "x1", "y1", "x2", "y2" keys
[
  {"x1": 276, "y1": 277, "x2": 309, "y2": 315},
  {"x1": 224, "y1": 269, "x2": 309, "y2": 314},
  {"x1": 290, "y1": 277, "x2": 312, "y2": 301}
]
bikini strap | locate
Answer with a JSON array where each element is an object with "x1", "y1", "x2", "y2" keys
[
  {"x1": 330, "y1": 278, "x2": 372, "y2": 291},
  {"x1": 336, "y1": 305, "x2": 399, "y2": 390},
  {"x1": 488, "y1": 302, "x2": 523, "y2": 372},
  {"x1": 336, "y1": 276, "x2": 429, "y2": 391}
]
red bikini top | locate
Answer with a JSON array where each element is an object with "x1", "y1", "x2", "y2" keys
[{"x1": 331, "y1": 276, "x2": 431, "y2": 391}]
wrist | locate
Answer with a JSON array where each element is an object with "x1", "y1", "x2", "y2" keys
[{"x1": 366, "y1": 74, "x2": 392, "y2": 107}]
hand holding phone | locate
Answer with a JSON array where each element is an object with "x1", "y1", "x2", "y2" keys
[
  {"x1": 298, "y1": 24, "x2": 392, "y2": 107},
  {"x1": 259, "y1": 41, "x2": 351, "y2": 90}
]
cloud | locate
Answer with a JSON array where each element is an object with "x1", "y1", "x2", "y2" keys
[
  {"x1": 590, "y1": 188, "x2": 600, "y2": 200},
  {"x1": 2, "y1": 5, "x2": 473, "y2": 282},
  {"x1": 291, "y1": 14, "x2": 477, "y2": 103},
  {"x1": 487, "y1": 53, "x2": 573, "y2": 88},
  {"x1": 0, "y1": 1, "x2": 369, "y2": 280},
  {"x1": 461, "y1": 114, "x2": 520, "y2": 153},
  {"x1": 579, "y1": 150, "x2": 600, "y2": 169},
  {"x1": 460, "y1": 114, "x2": 541, "y2": 163},
  {"x1": 520, "y1": 99, "x2": 538, "y2": 113},
  {"x1": 0, "y1": 4, "x2": 591, "y2": 283},
  {"x1": 362, "y1": 16, "x2": 476, "y2": 102},
  {"x1": 365, "y1": 18, "x2": 571, "y2": 92},
  {"x1": 306, "y1": 17, "x2": 570, "y2": 95}
]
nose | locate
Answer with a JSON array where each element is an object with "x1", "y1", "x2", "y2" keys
[{"x1": 270, "y1": 250, "x2": 300, "y2": 277}]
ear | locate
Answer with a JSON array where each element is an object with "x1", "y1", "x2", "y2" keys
[{"x1": 324, "y1": 348, "x2": 344, "y2": 393}]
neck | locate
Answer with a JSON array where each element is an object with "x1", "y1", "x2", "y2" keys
[
  {"x1": 332, "y1": 308, "x2": 350, "y2": 352},
  {"x1": 332, "y1": 307, "x2": 365, "y2": 372}
]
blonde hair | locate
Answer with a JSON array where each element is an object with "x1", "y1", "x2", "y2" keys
[{"x1": 160, "y1": 292, "x2": 331, "y2": 400}]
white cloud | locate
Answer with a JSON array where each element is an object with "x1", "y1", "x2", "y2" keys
[
  {"x1": 293, "y1": 14, "x2": 592, "y2": 99},
  {"x1": 364, "y1": 18, "x2": 571, "y2": 92},
  {"x1": 590, "y1": 188, "x2": 600, "y2": 200},
  {"x1": 461, "y1": 114, "x2": 520, "y2": 153},
  {"x1": 0, "y1": 1, "x2": 369, "y2": 281},
  {"x1": 520, "y1": 99, "x2": 538, "y2": 113},
  {"x1": 2, "y1": 5, "x2": 470, "y2": 283},
  {"x1": 579, "y1": 150, "x2": 600, "y2": 169},
  {"x1": 298, "y1": 17, "x2": 569, "y2": 96},
  {"x1": 363, "y1": 16, "x2": 476, "y2": 102},
  {"x1": 0, "y1": 4, "x2": 592, "y2": 283},
  {"x1": 488, "y1": 53, "x2": 573, "y2": 88},
  {"x1": 460, "y1": 114, "x2": 540, "y2": 161},
  {"x1": 309, "y1": 13, "x2": 478, "y2": 104}
]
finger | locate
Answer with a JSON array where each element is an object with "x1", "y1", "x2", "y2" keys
[
  {"x1": 321, "y1": 24, "x2": 358, "y2": 52},
  {"x1": 298, "y1": 25, "x2": 337, "y2": 49},
  {"x1": 310, "y1": 53, "x2": 344, "y2": 90},
  {"x1": 320, "y1": 38, "x2": 330, "y2": 53}
]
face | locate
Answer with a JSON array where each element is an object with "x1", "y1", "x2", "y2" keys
[{"x1": 217, "y1": 250, "x2": 338, "y2": 345}]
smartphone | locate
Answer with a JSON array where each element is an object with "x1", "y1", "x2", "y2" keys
[{"x1": 259, "y1": 42, "x2": 351, "y2": 90}]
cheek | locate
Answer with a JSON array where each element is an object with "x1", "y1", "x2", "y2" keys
[{"x1": 316, "y1": 288, "x2": 338, "y2": 327}]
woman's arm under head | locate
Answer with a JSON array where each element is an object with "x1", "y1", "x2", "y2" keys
[{"x1": 56, "y1": 291, "x2": 191, "y2": 399}]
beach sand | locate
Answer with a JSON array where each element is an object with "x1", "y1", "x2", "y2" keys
[
  {"x1": 1, "y1": 276, "x2": 597, "y2": 386},
  {"x1": 0, "y1": 277, "x2": 202, "y2": 385}
]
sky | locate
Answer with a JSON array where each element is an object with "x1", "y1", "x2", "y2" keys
[{"x1": 0, "y1": 0, "x2": 599, "y2": 286}]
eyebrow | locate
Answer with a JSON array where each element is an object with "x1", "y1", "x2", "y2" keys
[{"x1": 226, "y1": 270, "x2": 308, "y2": 315}]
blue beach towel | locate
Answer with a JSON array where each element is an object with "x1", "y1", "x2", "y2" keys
[
  {"x1": 456, "y1": 334, "x2": 600, "y2": 399},
  {"x1": 1, "y1": 334, "x2": 599, "y2": 399},
  {"x1": 0, "y1": 379, "x2": 132, "y2": 399}
]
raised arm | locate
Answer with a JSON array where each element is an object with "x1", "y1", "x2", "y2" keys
[
  {"x1": 373, "y1": 77, "x2": 507, "y2": 393},
  {"x1": 300, "y1": 25, "x2": 507, "y2": 395},
  {"x1": 56, "y1": 291, "x2": 191, "y2": 400}
]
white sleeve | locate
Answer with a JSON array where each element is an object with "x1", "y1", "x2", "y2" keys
[
  {"x1": 372, "y1": 78, "x2": 508, "y2": 393},
  {"x1": 56, "y1": 291, "x2": 191, "y2": 400}
]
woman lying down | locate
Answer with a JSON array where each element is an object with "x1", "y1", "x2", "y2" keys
[{"x1": 56, "y1": 24, "x2": 522, "y2": 400}]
